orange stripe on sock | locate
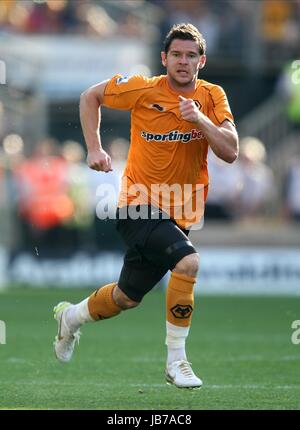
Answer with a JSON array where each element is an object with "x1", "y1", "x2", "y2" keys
[
  {"x1": 88, "y1": 282, "x2": 122, "y2": 321},
  {"x1": 166, "y1": 272, "x2": 195, "y2": 327}
]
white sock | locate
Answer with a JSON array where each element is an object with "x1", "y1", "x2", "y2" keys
[
  {"x1": 165, "y1": 321, "x2": 190, "y2": 365},
  {"x1": 65, "y1": 298, "x2": 94, "y2": 333},
  {"x1": 167, "y1": 347, "x2": 187, "y2": 364}
]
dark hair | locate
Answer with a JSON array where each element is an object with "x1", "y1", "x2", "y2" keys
[{"x1": 163, "y1": 23, "x2": 206, "y2": 55}]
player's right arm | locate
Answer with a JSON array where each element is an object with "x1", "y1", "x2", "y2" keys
[
  {"x1": 81, "y1": 74, "x2": 151, "y2": 171},
  {"x1": 80, "y1": 79, "x2": 112, "y2": 172}
]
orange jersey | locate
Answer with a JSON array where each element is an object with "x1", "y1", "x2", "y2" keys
[{"x1": 103, "y1": 74, "x2": 234, "y2": 229}]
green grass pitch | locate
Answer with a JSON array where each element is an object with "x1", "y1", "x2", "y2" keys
[{"x1": 0, "y1": 287, "x2": 299, "y2": 410}]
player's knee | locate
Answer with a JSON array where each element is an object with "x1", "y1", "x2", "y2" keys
[
  {"x1": 173, "y1": 253, "x2": 199, "y2": 277},
  {"x1": 113, "y1": 285, "x2": 140, "y2": 310}
]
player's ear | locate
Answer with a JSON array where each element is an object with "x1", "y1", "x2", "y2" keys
[
  {"x1": 161, "y1": 51, "x2": 167, "y2": 67},
  {"x1": 199, "y1": 54, "x2": 206, "y2": 69}
]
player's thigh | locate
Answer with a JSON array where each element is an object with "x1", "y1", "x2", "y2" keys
[
  {"x1": 143, "y1": 220, "x2": 197, "y2": 271},
  {"x1": 118, "y1": 248, "x2": 168, "y2": 302}
]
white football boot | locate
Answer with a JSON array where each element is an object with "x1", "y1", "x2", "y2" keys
[
  {"x1": 165, "y1": 360, "x2": 203, "y2": 389},
  {"x1": 53, "y1": 301, "x2": 81, "y2": 363}
]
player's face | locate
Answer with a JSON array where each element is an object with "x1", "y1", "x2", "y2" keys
[{"x1": 161, "y1": 39, "x2": 206, "y2": 90}]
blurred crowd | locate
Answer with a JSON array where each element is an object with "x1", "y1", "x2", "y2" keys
[
  {"x1": 1, "y1": 0, "x2": 300, "y2": 254},
  {"x1": 206, "y1": 137, "x2": 275, "y2": 221},
  {"x1": 1, "y1": 131, "x2": 300, "y2": 255},
  {"x1": 1, "y1": 0, "x2": 300, "y2": 64},
  {"x1": 0, "y1": 0, "x2": 159, "y2": 40},
  {"x1": 0, "y1": 134, "x2": 128, "y2": 255}
]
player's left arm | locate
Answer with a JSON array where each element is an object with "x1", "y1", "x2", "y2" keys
[{"x1": 179, "y1": 96, "x2": 239, "y2": 163}]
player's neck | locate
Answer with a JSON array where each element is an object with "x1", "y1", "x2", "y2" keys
[{"x1": 166, "y1": 75, "x2": 197, "y2": 95}]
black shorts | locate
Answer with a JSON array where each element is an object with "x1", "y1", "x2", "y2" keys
[{"x1": 116, "y1": 205, "x2": 197, "y2": 302}]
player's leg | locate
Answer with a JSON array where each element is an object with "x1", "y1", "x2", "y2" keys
[
  {"x1": 141, "y1": 221, "x2": 202, "y2": 388},
  {"x1": 165, "y1": 253, "x2": 202, "y2": 388},
  {"x1": 53, "y1": 281, "x2": 136, "y2": 363},
  {"x1": 53, "y1": 249, "x2": 166, "y2": 363},
  {"x1": 53, "y1": 207, "x2": 168, "y2": 363}
]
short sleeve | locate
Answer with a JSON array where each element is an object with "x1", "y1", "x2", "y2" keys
[
  {"x1": 103, "y1": 74, "x2": 150, "y2": 110},
  {"x1": 208, "y1": 85, "x2": 235, "y2": 126}
]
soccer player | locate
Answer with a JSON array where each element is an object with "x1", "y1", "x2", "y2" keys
[{"x1": 53, "y1": 23, "x2": 238, "y2": 389}]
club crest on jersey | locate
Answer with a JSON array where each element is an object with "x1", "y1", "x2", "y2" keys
[
  {"x1": 141, "y1": 129, "x2": 205, "y2": 143},
  {"x1": 193, "y1": 100, "x2": 202, "y2": 110},
  {"x1": 116, "y1": 76, "x2": 129, "y2": 84}
]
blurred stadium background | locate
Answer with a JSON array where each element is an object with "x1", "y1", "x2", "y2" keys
[{"x1": 0, "y1": 0, "x2": 299, "y2": 410}]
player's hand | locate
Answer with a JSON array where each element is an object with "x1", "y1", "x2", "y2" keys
[
  {"x1": 179, "y1": 95, "x2": 203, "y2": 124},
  {"x1": 86, "y1": 148, "x2": 112, "y2": 172}
]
